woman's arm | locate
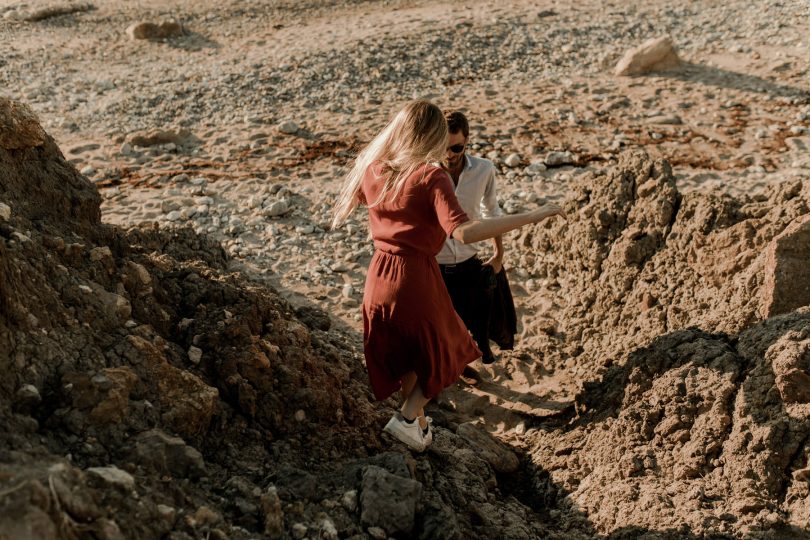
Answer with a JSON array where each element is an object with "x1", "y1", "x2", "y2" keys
[{"x1": 452, "y1": 203, "x2": 565, "y2": 244}]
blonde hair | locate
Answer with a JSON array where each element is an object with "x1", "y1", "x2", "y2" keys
[{"x1": 331, "y1": 100, "x2": 448, "y2": 228}]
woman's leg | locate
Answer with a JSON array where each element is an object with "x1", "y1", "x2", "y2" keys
[
  {"x1": 400, "y1": 372, "x2": 428, "y2": 429},
  {"x1": 401, "y1": 379, "x2": 430, "y2": 431}
]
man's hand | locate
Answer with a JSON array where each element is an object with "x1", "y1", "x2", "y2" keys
[{"x1": 483, "y1": 254, "x2": 503, "y2": 274}]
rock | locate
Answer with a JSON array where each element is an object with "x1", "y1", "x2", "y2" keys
[
  {"x1": 525, "y1": 162, "x2": 547, "y2": 175},
  {"x1": 86, "y1": 466, "x2": 136, "y2": 490},
  {"x1": 15, "y1": 384, "x2": 41, "y2": 408},
  {"x1": 647, "y1": 114, "x2": 683, "y2": 125},
  {"x1": 80, "y1": 165, "x2": 95, "y2": 176},
  {"x1": 504, "y1": 153, "x2": 521, "y2": 167},
  {"x1": 188, "y1": 346, "x2": 202, "y2": 364},
  {"x1": 264, "y1": 199, "x2": 290, "y2": 217},
  {"x1": 341, "y1": 489, "x2": 358, "y2": 512},
  {"x1": 129, "y1": 128, "x2": 195, "y2": 147},
  {"x1": 615, "y1": 36, "x2": 681, "y2": 76},
  {"x1": 128, "y1": 429, "x2": 206, "y2": 478},
  {"x1": 126, "y1": 20, "x2": 184, "y2": 40},
  {"x1": 0, "y1": 202, "x2": 11, "y2": 221},
  {"x1": 544, "y1": 151, "x2": 575, "y2": 167},
  {"x1": 761, "y1": 214, "x2": 810, "y2": 318},
  {"x1": 342, "y1": 284, "x2": 354, "y2": 298},
  {"x1": 360, "y1": 465, "x2": 421, "y2": 536},
  {"x1": 0, "y1": 98, "x2": 46, "y2": 150},
  {"x1": 456, "y1": 422, "x2": 520, "y2": 473},
  {"x1": 166, "y1": 210, "x2": 182, "y2": 222},
  {"x1": 261, "y1": 486, "x2": 283, "y2": 537},
  {"x1": 367, "y1": 526, "x2": 387, "y2": 540},
  {"x1": 278, "y1": 121, "x2": 299, "y2": 135}
]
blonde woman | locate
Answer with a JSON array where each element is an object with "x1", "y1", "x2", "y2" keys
[{"x1": 332, "y1": 101, "x2": 565, "y2": 452}]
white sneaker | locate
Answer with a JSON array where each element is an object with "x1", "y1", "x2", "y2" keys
[
  {"x1": 420, "y1": 416, "x2": 433, "y2": 446},
  {"x1": 383, "y1": 412, "x2": 427, "y2": 452}
]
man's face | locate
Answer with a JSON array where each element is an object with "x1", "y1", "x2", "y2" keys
[{"x1": 445, "y1": 131, "x2": 467, "y2": 168}]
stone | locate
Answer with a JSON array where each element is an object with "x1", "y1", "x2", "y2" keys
[
  {"x1": 166, "y1": 210, "x2": 181, "y2": 222},
  {"x1": 86, "y1": 466, "x2": 136, "y2": 490},
  {"x1": 126, "y1": 20, "x2": 183, "y2": 40},
  {"x1": 525, "y1": 162, "x2": 547, "y2": 175},
  {"x1": 128, "y1": 429, "x2": 206, "y2": 478},
  {"x1": 291, "y1": 523, "x2": 307, "y2": 540},
  {"x1": 360, "y1": 465, "x2": 421, "y2": 535},
  {"x1": 15, "y1": 384, "x2": 41, "y2": 407},
  {"x1": 504, "y1": 153, "x2": 521, "y2": 167},
  {"x1": 615, "y1": 36, "x2": 681, "y2": 76},
  {"x1": 341, "y1": 489, "x2": 358, "y2": 512},
  {"x1": 278, "y1": 121, "x2": 299, "y2": 135},
  {"x1": 264, "y1": 200, "x2": 290, "y2": 217},
  {"x1": 261, "y1": 486, "x2": 283, "y2": 537},
  {"x1": 0, "y1": 201, "x2": 11, "y2": 221},
  {"x1": 129, "y1": 128, "x2": 194, "y2": 147},
  {"x1": 544, "y1": 151, "x2": 575, "y2": 167},
  {"x1": 188, "y1": 346, "x2": 202, "y2": 364},
  {"x1": 761, "y1": 214, "x2": 810, "y2": 318}
]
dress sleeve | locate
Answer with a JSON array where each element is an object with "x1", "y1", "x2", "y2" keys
[{"x1": 428, "y1": 168, "x2": 469, "y2": 236}]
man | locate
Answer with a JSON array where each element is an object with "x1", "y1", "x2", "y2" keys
[{"x1": 438, "y1": 110, "x2": 517, "y2": 365}]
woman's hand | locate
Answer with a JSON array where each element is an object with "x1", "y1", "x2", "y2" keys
[{"x1": 534, "y1": 203, "x2": 566, "y2": 222}]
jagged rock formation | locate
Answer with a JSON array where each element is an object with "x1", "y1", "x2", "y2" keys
[{"x1": 518, "y1": 151, "x2": 810, "y2": 537}]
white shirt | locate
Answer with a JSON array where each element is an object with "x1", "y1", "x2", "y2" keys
[{"x1": 436, "y1": 154, "x2": 502, "y2": 265}]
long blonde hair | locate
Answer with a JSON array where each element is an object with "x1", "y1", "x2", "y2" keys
[{"x1": 331, "y1": 100, "x2": 448, "y2": 228}]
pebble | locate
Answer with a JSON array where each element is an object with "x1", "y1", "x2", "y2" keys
[
  {"x1": 342, "y1": 284, "x2": 354, "y2": 298},
  {"x1": 0, "y1": 202, "x2": 10, "y2": 221},
  {"x1": 80, "y1": 165, "x2": 95, "y2": 176},
  {"x1": 278, "y1": 121, "x2": 299, "y2": 134},
  {"x1": 188, "y1": 346, "x2": 203, "y2": 364},
  {"x1": 166, "y1": 210, "x2": 182, "y2": 222},
  {"x1": 545, "y1": 151, "x2": 575, "y2": 166},
  {"x1": 504, "y1": 153, "x2": 521, "y2": 167}
]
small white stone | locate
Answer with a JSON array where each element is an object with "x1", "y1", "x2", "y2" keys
[
  {"x1": 342, "y1": 284, "x2": 354, "y2": 298},
  {"x1": 504, "y1": 153, "x2": 521, "y2": 167},
  {"x1": 120, "y1": 142, "x2": 133, "y2": 155},
  {"x1": 0, "y1": 202, "x2": 10, "y2": 221},
  {"x1": 80, "y1": 165, "x2": 95, "y2": 176},
  {"x1": 188, "y1": 346, "x2": 203, "y2": 364},
  {"x1": 87, "y1": 466, "x2": 135, "y2": 490},
  {"x1": 294, "y1": 409, "x2": 306, "y2": 422},
  {"x1": 278, "y1": 121, "x2": 299, "y2": 134},
  {"x1": 166, "y1": 210, "x2": 182, "y2": 222},
  {"x1": 79, "y1": 285, "x2": 93, "y2": 293}
]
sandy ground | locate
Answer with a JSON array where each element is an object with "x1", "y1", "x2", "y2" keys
[{"x1": 2, "y1": 0, "x2": 809, "y2": 455}]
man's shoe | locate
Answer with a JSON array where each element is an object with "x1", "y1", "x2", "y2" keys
[{"x1": 383, "y1": 412, "x2": 427, "y2": 452}]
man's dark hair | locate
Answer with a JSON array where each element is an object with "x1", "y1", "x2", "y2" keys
[{"x1": 445, "y1": 110, "x2": 469, "y2": 138}]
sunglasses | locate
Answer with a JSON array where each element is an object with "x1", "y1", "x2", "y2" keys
[{"x1": 447, "y1": 144, "x2": 465, "y2": 154}]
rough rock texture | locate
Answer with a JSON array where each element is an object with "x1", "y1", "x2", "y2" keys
[
  {"x1": 614, "y1": 36, "x2": 681, "y2": 76},
  {"x1": 517, "y1": 151, "x2": 810, "y2": 537},
  {"x1": 761, "y1": 214, "x2": 810, "y2": 318}
]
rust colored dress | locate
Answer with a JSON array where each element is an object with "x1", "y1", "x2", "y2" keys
[{"x1": 361, "y1": 162, "x2": 482, "y2": 400}]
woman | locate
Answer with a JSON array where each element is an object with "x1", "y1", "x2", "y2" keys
[{"x1": 332, "y1": 101, "x2": 565, "y2": 452}]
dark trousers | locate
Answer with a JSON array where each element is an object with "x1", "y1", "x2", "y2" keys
[{"x1": 439, "y1": 257, "x2": 516, "y2": 361}]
